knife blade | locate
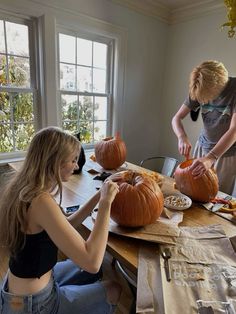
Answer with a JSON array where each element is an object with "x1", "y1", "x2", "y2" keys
[
  {"x1": 210, "y1": 195, "x2": 232, "y2": 212},
  {"x1": 211, "y1": 203, "x2": 224, "y2": 212}
]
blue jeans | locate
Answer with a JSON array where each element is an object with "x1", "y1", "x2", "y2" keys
[{"x1": 0, "y1": 259, "x2": 115, "y2": 314}]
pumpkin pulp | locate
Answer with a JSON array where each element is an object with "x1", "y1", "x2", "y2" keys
[{"x1": 179, "y1": 159, "x2": 193, "y2": 169}]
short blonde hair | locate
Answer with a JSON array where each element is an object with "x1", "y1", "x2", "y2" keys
[{"x1": 189, "y1": 60, "x2": 228, "y2": 103}]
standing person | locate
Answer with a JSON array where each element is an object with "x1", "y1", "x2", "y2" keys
[
  {"x1": 172, "y1": 60, "x2": 236, "y2": 195},
  {"x1": 0, "y1": 126, "x2": 121, "y2": 314}
]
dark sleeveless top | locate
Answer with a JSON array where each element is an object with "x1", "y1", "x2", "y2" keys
[{"x1": 9, "y1": 230, "x2": 58, "y2": 278}]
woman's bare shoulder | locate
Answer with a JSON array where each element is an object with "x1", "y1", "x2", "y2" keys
[
  {"x1": 28, "y1": 191, "x2": 65, "y2": 229},
  {"x1": 32, "y1": 191, "x2": 54, "y2": 204},
  {"x1": 30, "y1": 192, "x2": 60, "y2": 216},
  {"x1": 26, "y1": 193, "x2": 58, "y2": 232}
]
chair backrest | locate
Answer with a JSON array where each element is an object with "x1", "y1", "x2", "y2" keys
[{"x1": 139, "y1": 156, "x2": 179, "y2": 177}]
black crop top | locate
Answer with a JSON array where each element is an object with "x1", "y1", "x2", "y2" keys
[{"x1": 9, "y1": 230, "x2": 58, "y2": 278}]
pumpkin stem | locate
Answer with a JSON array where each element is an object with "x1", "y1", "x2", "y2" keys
[
  {"x1": 115, "y1": 132, "x2": 120, "y2": 139},
  {"x1": 103, "y1": 136, "x2": 113, "y2": 142}
]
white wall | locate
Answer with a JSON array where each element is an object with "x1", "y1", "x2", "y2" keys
[
  {"x1": 51, "y1": 0, "x2": 169, "y2": 163},
  {"x1": 160, "y1": 9, "x2": 236, "y2": 162}
]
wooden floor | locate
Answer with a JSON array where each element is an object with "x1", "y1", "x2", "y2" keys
[{"x1": 0, "y1": 166, "x2": 134, "y2": 313}]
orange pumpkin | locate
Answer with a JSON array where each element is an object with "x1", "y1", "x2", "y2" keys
[
  {"x1": 111, "y1": 170, "x2": 164, "y2": 227},
  {"x1": 95, "y1": 133, "x2": 127, "y2": 170},
  {"x1": 174, "y1": 159, "x2": 218, "y2": 202}
]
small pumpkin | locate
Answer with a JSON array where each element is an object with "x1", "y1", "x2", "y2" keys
[
  {"x1": 111, "y1": 170, "x2": 164, "y2": 227},
  {"x1": 95, "y1": 133, "x2": 127, "y2": 170},
  {"x1": 174, "y1": 159, "x2": 219, "y2": 202}
]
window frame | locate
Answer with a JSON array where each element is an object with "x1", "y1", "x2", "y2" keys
[
  {"x1": 56, "y1": 27, "x2": 114, "y2": 148},
  {"x1": 0, "y1": 11, "x2": 40, "y2": 161}
]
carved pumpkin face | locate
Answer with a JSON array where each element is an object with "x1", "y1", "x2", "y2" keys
[
  {"x1": 174, "y1": 159, "x2": 218, "y2": 202},
  {"x1": 95, "y1": 133, "x2": 127, "y2": 170},
  {"x1": 111, "y1": 170, "x2": 164, "y2": 227}
]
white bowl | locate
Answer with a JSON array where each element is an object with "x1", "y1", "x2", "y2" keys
[{"x1": 164, "y1": 194, "x2": 192, "y2": 210}]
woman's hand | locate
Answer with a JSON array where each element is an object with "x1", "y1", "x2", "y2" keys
[
  {"x1": 107, "y1": 171, "x2": 126, "y2": 183},
  {"x1": 178, "y1": 135, "x2": 192, "y2": 160},
  {"x1": 190, "y1": 156, "x2": 215, "y2": 178},
  {"x1": 100, "y1": 180, "x2": 119, "y2": 204}
]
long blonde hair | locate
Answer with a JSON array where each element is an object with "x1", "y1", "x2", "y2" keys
[
  {"x1": 0, "y1": 126, "x2": 80, "y2": 256},
  {"x1": 189, "y1": 60, "x2": 228, "y2": 103}
]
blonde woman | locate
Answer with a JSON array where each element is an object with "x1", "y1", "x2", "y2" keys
[
  {"x1": 0, "y1": 126, "x2": 121, "y2": 314},
  {"x1": 172, "y1": 60, "x2": 236, "y2": 195}
]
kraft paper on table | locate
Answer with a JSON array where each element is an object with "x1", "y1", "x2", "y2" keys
[
  {"x1": 137, "y1": 224, "x2": 236, "y2": 314},
  {"x1": 91, "y1": 207, "x2": 183, "y2": 245}
]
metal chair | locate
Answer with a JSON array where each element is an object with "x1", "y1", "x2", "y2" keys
[
  {"x1": 112, "y1": 259, "x2": 137, "y2": 313},
  {"x1": 139, "y1": 156, "x2": 179, "y2": 177}
]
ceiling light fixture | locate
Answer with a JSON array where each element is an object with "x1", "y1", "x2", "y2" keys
[{"x1": 222, "y1": 0, "x2": 236, "y2": 37}]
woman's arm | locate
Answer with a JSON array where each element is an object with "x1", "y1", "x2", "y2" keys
[
  {"x1": 172, "y1": 104, "x2": 192, "y2": 159},
  {"x1": 31, "y1": 180, "x2": 119, "y2": 273},
  {"x1": 67, "y1": 190, "x2": 100, "y2": 228},
  {"x1": 191, "y1": 112, "x2": 236, "y2": 178},
  {"x1": 67, "y1": 173, "x2": 126, "y2": 227}
]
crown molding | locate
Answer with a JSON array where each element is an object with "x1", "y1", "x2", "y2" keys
[
  {"x1": 170, "y1": 0, "x2": 224, "y2": 24},
  {"x1": 111, "y1": 0, "x2": 169, "y2": 23},
  {"x1": 111, "y1": 0, "x2": 225, "y2": 24}
]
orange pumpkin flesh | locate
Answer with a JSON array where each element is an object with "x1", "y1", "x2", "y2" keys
[
  {"x1": 174, "y1": 159, "x2": 218, "y2": 202},
  {"x1": 111, "y1": 170, "x2": 164, "y2": 227},
  {"x1": 95, "y1": 133, "x2": 127, "y2": 170}
]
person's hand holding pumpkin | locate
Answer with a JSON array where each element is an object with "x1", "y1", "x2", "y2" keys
[
  {"x1": 100, "y1": 180, "x2": 119, "y2": 205},
  {"x1": 106, "y1": 171, "x2": 128, "y2": 183},
  {"x1": 190, "y1": 156, "x2": 215, "y2": 179}
]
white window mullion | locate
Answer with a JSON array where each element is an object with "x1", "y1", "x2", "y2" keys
[
  {"x1": 9, "y1": 93, "x2": 16, "y2": 150},
  {"x1": 92, "y1": 95, "x2": 95, "y2": 142},
  {"x1": 0, "y1": 87, "x2": 35, "y2": 93},
  {"x1": 3, "y1": 21, "x2": 9, "y2": 85},
  {"x1": 75, "y1": 35, "x2": 78, "y2": 93},
  {"x1": 91, "y1": 41, "x2": 94, "y2": 93},
  {"x1": 77, "y1": 94, "x2": 80, "y2": 132},
  {"x1": 106, "y1": 40, "x2": 113, "y2": 136}
]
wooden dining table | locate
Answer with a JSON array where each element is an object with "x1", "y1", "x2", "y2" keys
[{"x1": 9, "y1": 155, "x2": 236, "y2": 277}]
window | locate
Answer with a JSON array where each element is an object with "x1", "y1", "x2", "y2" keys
[
  {"x1": 0, "y1": 15, "x2": 38, "y2": 157},
  {"x1": 58, "y1": 31, "x2": 113, "y2": 145}
]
